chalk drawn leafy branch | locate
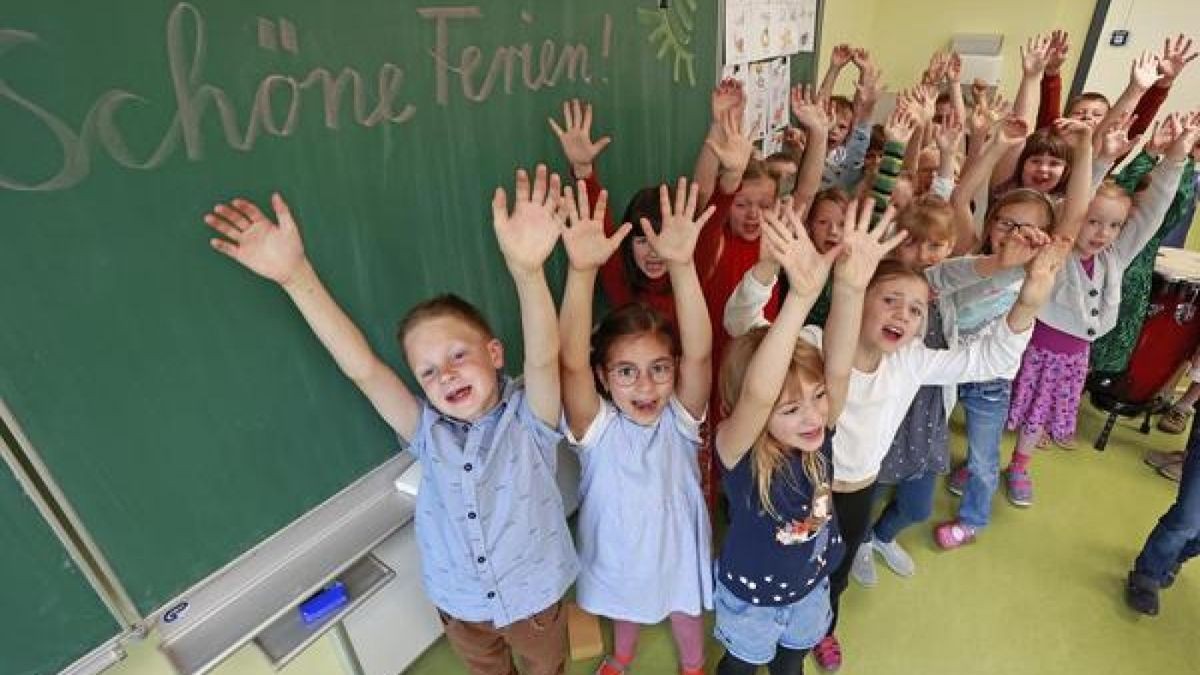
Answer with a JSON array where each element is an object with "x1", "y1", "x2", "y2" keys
[{"x1": 637, "y1": 0, "x2": 697, "y2": 87}]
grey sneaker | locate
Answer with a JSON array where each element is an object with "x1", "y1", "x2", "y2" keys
[
  {"x1": 871, "y1": 536, "x2": 916, "y2": 577},
  {"x1": 850, "y1": 541, "x2": 877, "y2": 587}
]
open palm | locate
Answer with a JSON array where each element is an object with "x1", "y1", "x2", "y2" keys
[
  {"x1": 834, "y1": 200, "x2": 908, "y2": 290},
  {"x1": 642, "y1": 178, "x2": 715, "y2": 265},
  {"x1": 205, "y1": 194, "x2": 307, "y2": 285},
  {"x1": 493, "y1": 165, "x2": 564, "y2": 274},
  {"x1": 561, "y1": 181, "x2": 630, "y2": 271}
]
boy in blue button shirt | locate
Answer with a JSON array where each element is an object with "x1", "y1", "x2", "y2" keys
[{"x1": 204, "y1": 165, "x2": 577, "y2": 675}]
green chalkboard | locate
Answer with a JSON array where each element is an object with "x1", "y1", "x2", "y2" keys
[
  {"x1": 0, "y1": 458, "x2": 122, "y2": 675},
  {"x1": 0, "y1": 0, "x2": 719, "y2": 621}
]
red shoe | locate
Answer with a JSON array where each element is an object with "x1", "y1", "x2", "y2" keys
[
  {"x1": 595, "y1": 656, "x2": 628, "y2": 675},
  {"x1": 813, "y1": 634, "x2": 843, "y2": 671}
]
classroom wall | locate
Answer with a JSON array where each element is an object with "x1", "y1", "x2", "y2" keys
[
  {"x1": 819, "y1": 0, "x2": 1095, "y2": 97},
  {"x1": 1081, "y1": 0, "x2": 1200, "y2": 251}
]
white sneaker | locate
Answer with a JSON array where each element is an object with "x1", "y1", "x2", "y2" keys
[
  {"x1": 871, "y1": 536, "x2": 916, "y2": 577},
  {"x1": 850, "y1": 542, "x2": 877, "y2": 587}
]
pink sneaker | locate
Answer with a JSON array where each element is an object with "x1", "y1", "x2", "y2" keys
[
  {"x1": 934, "y1": 520, "x2": 977, "y2": 550},
  {"x1": 1005, "y1": 465, "x2": 1033, "y2": 507},
  {"x1": 813, "y1": 634, "x2": 843, "y2": 671}
]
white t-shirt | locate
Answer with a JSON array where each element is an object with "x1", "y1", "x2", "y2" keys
[{"x1": 802, "y1": 321, "x2": 1030, "y2": 483}]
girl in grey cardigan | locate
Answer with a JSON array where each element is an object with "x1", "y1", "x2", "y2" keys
[{"x1": 1003, "y1": 112, "x2": 1199, "y2": 508}]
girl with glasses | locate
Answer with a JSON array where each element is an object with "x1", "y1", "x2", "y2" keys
[{"x1": 558, "y1": 177, "x2": 715, "y2": 675}]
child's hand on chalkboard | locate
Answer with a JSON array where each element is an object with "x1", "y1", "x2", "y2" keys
[
  {"x1": 639, "y1": 177, "x2": 716, "y2": 267},
  {"x1": 205, "y1": 194, "x2": 307, "y2": 286},
  {"x1": 561, "y1": 181, "x2": 631, "y2": 272},
  {"x1": 493, "y1": 165, "x2": 565, "y2": 276},
  {"x1": 548, "y1": 99, "x2": 611, "y2": 181}
]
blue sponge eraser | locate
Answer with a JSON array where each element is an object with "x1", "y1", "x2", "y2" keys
[{"x1": 299, "y1": 581, "x2": 349, "y2": 625}]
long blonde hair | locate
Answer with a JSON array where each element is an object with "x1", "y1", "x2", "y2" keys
[{"x1": 720, "y1": 327, "x2": 830, "y2": 519}]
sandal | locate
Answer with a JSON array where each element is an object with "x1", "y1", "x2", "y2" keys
[
  {"x1": 934, "y1": 520, "x2": 977, "y2": 550},
  {"x1": 813, "y1": 634, "x2": 843, "y2": 671}
]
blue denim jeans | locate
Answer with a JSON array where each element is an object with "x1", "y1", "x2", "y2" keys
[
  {"x1": 1134, "y1": 416, "x2": 1200, "y2": 584},
  {"x1": 873, "y1": 471, "x2": 937, "y2": 543},
  {"x1": 714, "y1": 577, "x2": 832, "y2": 665},
  {"x1": 956, "y1": 378, "x2": 1012, "y2": 529}
]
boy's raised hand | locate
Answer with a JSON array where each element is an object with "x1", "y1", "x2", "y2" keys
[
  {"x1": 762, "y1": 205, "x2": 838, "y2": 297},
  {"x1": 493, "y1": 165, "x2": 564, "y2": 275},
  {"x1": 1046, "y1": 29, "x2": 1071, "y2": 75},
  {"x1": 206, "y1": 194, "x2": 307, "y2": 286},
  {"x1": 833, "y1": 199, "x2": 908, "y2": 290},
  {"x1": 1158, "y1": 34, "x2": 1198, "y2": 84},
  {"x1": 548, "y1": 99, "x2": 611, "y2": 179},
  {"x1": 641, "y1": 177, "x2": 716, "y2": 266},
  {"x1": 561, "y1": 181, "x2": 631, "y2": 272}
]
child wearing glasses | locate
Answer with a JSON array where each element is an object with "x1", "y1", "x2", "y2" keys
[{"x1": 558, "y1": 177, "x2": 715, "y2": 675}]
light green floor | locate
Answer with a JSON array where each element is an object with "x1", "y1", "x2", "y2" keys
[{"x1": 405, "y1": 401, "x2": 1200, "y2": 674}]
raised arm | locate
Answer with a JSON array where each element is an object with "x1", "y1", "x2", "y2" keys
[
  {"x1": 205, "y1": 195, "x2": 420, "y2": 439},
  {"x1": 817, "y1": 43, "x2": 854, "y2": 104},
  {"x1": 1132, "y1": 35, "x2": 1199, "y2": 139},
  {"x1": 790, "y1": 84, "x2": 832, "y2": 210},
  {"x1": 695, "y1": 79, "x2": 745, "y2": 207},
  {"x1": 951, "y1": 116, "x2": 1029, "y2": 255},
  {"x1": 1014, "y1": 34, "x2": 1051, "y2": 130},
  {"x1": 715, "y1": 209, "x2": 838, "y2": 468},
  {"x1": 932, "y1": 112, "x2": 965, "y2": 199},
  {"x1": 1049, "y1": 118, "x2": 1095, "y2": 242},
  {"x1": 1110, "y1": 112, "x2": 1200, "y2": 265},
  {"x1": 641, "y1": 178, "x2": 717, "y2": 418},
  {"x1": 867, "y1": 106, "x2": 918, "y2": 220},
  {"x1": 559, "y1": 182, "x2": 633, "y2": 438},
  {"x1": 1036, "y1": 29, "x2": 1070, "y2": 130},
  {"x1": 492, "y1": 166, "x2": 564, "y2": 426},
  {"x1": 946, "y1": 52, "x2": 968, "y2": 135},
  {"x1": 549, "y1": 99, "x2": 611, "y2": 181},
  {"x1": 1093, "y1": 50, "x2": 1161, "y2": 152},
  {"x1": 824, "y1": 200, "x2": 907, "y2": 422}
]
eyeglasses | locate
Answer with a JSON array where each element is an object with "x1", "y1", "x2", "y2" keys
[
  {"x1": 992, "y1": 217, "x2": 1041, "y2": 234},
  {"x1": 607, "y1": 360, "x2": 676, "y2": 387}
]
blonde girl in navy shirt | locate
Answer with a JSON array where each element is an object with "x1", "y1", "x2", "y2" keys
[{"x1": 713, "y1": 201, "x2": 903, "y2": 675}]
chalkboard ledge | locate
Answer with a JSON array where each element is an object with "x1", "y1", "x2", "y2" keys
[
  {"x1": 60, "y1": 635, "x2": 126, "y2": 675},
  {"x1": 156, "y1": 454, "x2": 414, "y2": 675}
]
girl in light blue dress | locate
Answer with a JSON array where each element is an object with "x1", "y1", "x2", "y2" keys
[{"x1": 558, "y1": 178, "x2": 715, "y2": 675}]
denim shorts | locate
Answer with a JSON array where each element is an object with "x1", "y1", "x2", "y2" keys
[{"x1": 713, "y1": 576, "x2": 832, "y2": 664}]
